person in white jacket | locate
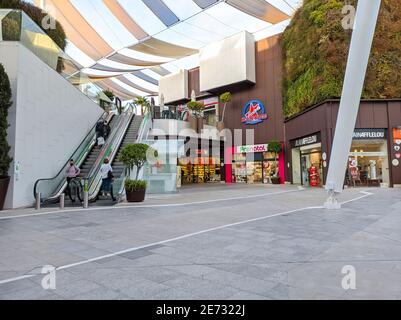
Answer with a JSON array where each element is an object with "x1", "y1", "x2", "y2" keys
[{"x1": 99, "y1": 158, "x2": 116, "y2": 202}]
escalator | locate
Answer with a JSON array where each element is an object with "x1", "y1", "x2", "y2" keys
[
  {"x1": 78, "y1": 116, "x2": 118, "y2": 179},
  {"x1": 34, "y1": 111, "x2": 139, "y2": 207}
]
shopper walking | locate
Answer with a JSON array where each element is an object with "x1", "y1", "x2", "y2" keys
[
  {"x1": 98, "y1": 158, "x2": 116, "y2": 202},
  {"x1": 65, "y1": 159, "x2": 81, "y2": 202}
]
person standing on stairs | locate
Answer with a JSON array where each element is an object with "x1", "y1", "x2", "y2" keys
[
  {"x1": 98, "y1": 158, "x2": 116, "y2": 202},
  {"x1": 65, "y1": 159, "x2": 81, "y2": 203}
]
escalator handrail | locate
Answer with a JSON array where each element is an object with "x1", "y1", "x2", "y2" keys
[{"x1": 33, "y1": 111, "x2": 111, "y2": 200}]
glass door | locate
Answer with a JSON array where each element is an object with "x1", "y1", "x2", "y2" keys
[{"x1": 301, "y1": 155, "x2": 310, "y2": 186}]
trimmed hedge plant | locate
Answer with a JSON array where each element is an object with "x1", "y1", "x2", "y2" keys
[
  {"x1": 282, "y1": 0, "x2": 401, "y2": 118},
  {"x1": 0, "y1": 0, "x2": 67, "y2": 50},
  {"x1": 125, "y1": 180, "x2": 147, "y2": 192},
  {"x1": 0, "y1": 63, "x2": 13, "y2": 178}
]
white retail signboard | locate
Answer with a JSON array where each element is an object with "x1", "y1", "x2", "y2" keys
[{"x1": 236, "y1": 144, "x2": 269, "y2": 154}]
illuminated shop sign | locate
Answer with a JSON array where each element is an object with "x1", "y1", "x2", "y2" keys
[
  {"x1": 241, "y1": 100, "x2": 268, "y2": 125},
  {"x1": 292, "y1": 134, "x2": 319, "y2": 148},
  {"x1": 353, "y1": 129, "x2": 386, "y2": 140},
  {"x1": 236, "y1": 144, "x2": 269, "y2": 154}
]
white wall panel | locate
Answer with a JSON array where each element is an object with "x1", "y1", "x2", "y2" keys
[
  {"x1": 158, "y1": 69, "x2": 188, "y2": 104},
  {"x1": 199, "y1": 31, "x2": 256, "y2": 92},
  {"x1": 0, "y1": 43, "x2": 103, "y2": 208}
]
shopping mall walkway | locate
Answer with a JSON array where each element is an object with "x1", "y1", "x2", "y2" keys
[{"x1": 0, "y1": 185, "x2": 400, "y2": 300}]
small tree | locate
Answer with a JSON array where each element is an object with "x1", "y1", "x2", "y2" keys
[
  {"x1": 134, "y1": 97, "x2": 151, "y2": 116},
  {"x1": 120, "y1": 144, "x2": 157, "y2": 180},
  {"x1": 220, "y1": 92, "x2": 232, "y2": 123},
  {"x1": 187, "y1": 101, "x2": 205, "y2": 118},
  {"x1": 268, "y1": 141, "x2": 283, "y2": 178},
  {"x1": 0, "y1": 63, "x2": 13, "y2": 178}
]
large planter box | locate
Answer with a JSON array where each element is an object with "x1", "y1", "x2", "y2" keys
[
  {"x1": 271, "y1": 177, "x2": 281, "y2": 185},
  {"x1": 0, "y1": 176, "x2": 10, "y2": 211},
  {"x1": 125, "y1": 189, "x2": 146, "y2": 203}
]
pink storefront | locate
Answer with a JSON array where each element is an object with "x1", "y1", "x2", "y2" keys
[{"x1": 225, "y1": 144, "x2": 285, "y2": 185}]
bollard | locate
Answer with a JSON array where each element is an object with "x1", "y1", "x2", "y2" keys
[
  {"x1": 83, "y1": 191, "x2": 89, "y2": 209},
  {"x1": 59, "y1": 193, "x2": 65, "y2": 210},
  {"x1": 35, "y1": 193, "x2": 41, "y2": 210}
]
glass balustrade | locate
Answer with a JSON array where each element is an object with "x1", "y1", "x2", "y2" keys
[{"x1": 0, "y1": 9, "x2": 108, "y2": 107}]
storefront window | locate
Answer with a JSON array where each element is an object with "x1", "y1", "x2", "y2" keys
[
  {"x1": 347, "y1": 139, "x2": 389, "y2": 187},
  {"x1": 178, "y1": 157, "x2": 221, "y2": 184}
]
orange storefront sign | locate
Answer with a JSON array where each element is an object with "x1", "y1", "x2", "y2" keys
[{"x1": 393, "y1": 128, "x2": 401, "y2": 142}]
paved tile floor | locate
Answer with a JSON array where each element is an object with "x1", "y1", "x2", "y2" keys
[{"x1": 0, "y1": 184, "x2": 400, "y2": 300}]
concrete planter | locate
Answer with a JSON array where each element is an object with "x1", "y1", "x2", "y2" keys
[
  {"x1": 188, "y1": 115, "x2": 197, "y2": 132},
  {"x1": 197, "y1": 118, "x2": 204, "y2": 134},
  {"x1": 0, "y1": 176, "x2": 10, "y2": 211}
]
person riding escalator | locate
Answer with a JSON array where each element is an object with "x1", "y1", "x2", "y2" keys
[
  {"x1": 97, "y1": 158, "x2": 116, "y2": 202},
  {"x1": 65, "y1": 159, "x2": 81, "y2": 203}
]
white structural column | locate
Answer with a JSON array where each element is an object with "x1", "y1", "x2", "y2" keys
[{"x1": 325, "y1": 0, "x2": 382, "y2": 209}]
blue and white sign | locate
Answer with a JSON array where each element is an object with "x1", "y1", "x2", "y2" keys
[{"x1": 241, "y1": 100, "x2": 268, "y2": 125}]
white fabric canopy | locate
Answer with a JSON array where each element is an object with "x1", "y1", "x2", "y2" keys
[{"x1": 32, "y1": 0, "x2": 302, "y2": 100}]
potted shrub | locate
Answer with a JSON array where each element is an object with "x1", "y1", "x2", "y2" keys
[
  {"x1": 0, "y1": 64, "x2": 13, "y2": 210},
  {"x1": 187, "y1": 101, "x2": 205, "y2": 133},
  {"x1": 218, "y1": 92, "x2": 232, "y2": 131},
  {"x1": 268, "y1": 141, "x2": 283, "y2": 185},
  {"x1": 124, "y1": 180, "x2": 147, "y2": 203},
  {"x1": 120, "y1": 143, "x2": 157, "y2": 202}
]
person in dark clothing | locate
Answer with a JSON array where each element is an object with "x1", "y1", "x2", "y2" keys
[
  {"x1": 103, "y1": 120, "x2": 111, "y2": 140},
  {"x1": 95, "y1": 120, "x2": 105, "y2": 146}
]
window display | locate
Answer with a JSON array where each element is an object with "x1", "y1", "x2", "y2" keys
[
  {"x1": 348, "y1": 139, "x2": 389, "y2": 186},
  {"x1": 178, "y1": 157, "x2": 221, "y2": 184},
  {"x1": 232, "y1": 149, "x2": 279, "y2": 184}
]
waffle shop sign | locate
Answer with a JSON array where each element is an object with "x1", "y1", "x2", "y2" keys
[{"x1": 237, "y1": 144, "x2": 269, "y2": 154}]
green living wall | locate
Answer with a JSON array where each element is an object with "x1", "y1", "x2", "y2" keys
[
  {"x1": 282, "y1": 0, "x2": 401, "y2": 118},
  {"x1": 0, "y1": 0, "x2": 66, "y2": 50}
]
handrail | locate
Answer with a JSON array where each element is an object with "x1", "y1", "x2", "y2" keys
[{"x1": 33, "y1": 111, "x2": 110, "y2": 201}]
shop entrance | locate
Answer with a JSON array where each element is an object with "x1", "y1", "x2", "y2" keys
[
  {"x1": 232, "y1": 146, "x2": 279, "y2": 184},
  {"x1": 291, "y1": 133, "x2": 323, "y2": 187},
  {"x1": 300, "y1": 146, "x2": 323, "y2": 187}
]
